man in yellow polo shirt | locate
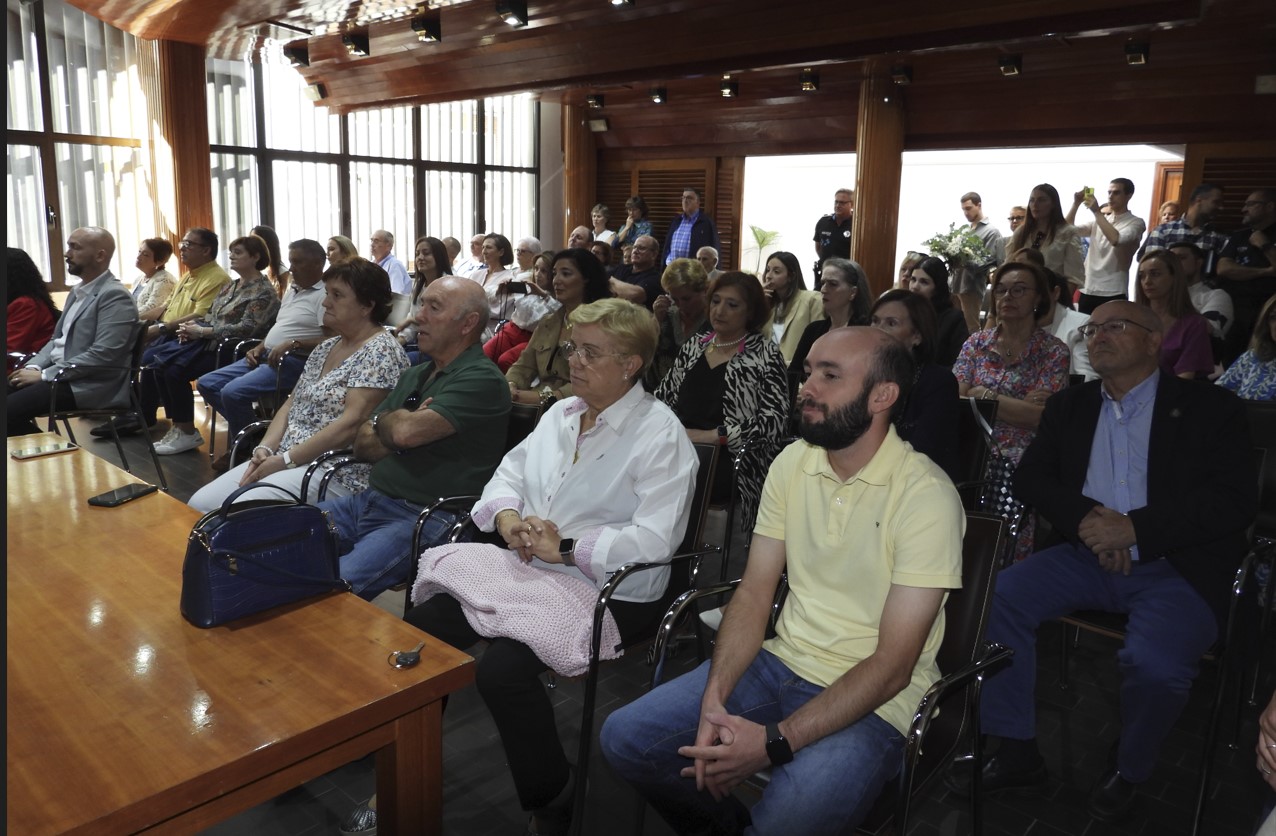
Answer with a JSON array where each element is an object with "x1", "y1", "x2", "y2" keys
[
  {"x1": 602, "y1": 327, "x2": 964, "y2": 835},
  {"x1": 93, "y1": 227, "x2": 230, "y2": 437}
]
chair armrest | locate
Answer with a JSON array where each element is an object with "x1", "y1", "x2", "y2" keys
[
  {"x1": 650, "y1": 579, "x2": 741, "y2": 687},
  {"x1": 903, "y1": 642, "x2": 1014, "y2": 747},
  {"x1": 228, "y1": 420, "x2": 273, "y2": 467},
  {"x1": 8, "y1": 351, "x2": 36, "y2": 367},
  {"x1": 233, "y1": 338, "x2": 262, "y2": 358},
  {"x1": 413, "y1": 495, "x2": 483, "y2": 556},
  {"x1": 298, "y1": 448, "x2": 355, "y2": 502}
]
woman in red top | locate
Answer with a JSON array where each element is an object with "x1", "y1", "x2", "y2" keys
[{"x1": 7, "y1": 249, "x2": 59, "y2": 370}]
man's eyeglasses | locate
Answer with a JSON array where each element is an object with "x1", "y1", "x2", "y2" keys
[
  {"x1": 404, "y1": 390, "x2": 425, "y2": 410},
  {"x1": 1007, "y1": 216, "x2": 1026, "y2": 223},
  {"x1": 561, "y1": 341, "x2": 625, "y2": 366},
  {"x1": 1077, "y1": 319, "x2": 1154, "y2": 339},
  {"x1": 991, "y1": 284, "x2": 1031, "y2": 298}
]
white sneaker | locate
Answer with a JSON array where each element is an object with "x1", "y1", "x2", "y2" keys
[{"x1": 154, "y1": 429, "x2": 204, "y2": 455}]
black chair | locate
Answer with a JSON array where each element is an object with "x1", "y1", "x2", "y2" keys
[
  {"x1": 226, "y1": 420, "x2": 271, "y2": 469},
  {"x1": 404, "y1": 442, "x2": 722, "y2": 836},
  {"x1": 954, "y1": 396, "x2": 998, "y2": 500},
  {"x1": 47, "y1": 321, "x2": 168, "y2": 490},
  {"x1": 204, "y1": 338, "x2": 301, "y2": 465},
  {"x1": 646, "y1": 511, "x2": 1012, "y2": 835},
  {"x1": 1243, "y1": 401, "x2": 1276, "y2": 707}
]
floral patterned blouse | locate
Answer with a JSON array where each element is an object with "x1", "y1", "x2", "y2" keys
[
  {"x1": 1217, "y1": 351, "x2": 1276, "y2": 401},
  {"x1": 953, "y1": 325, "x2": 1070, "y2": 464},
  {"x1": 206, "y1": 272, "x2": 281, "y2": 340},
  {"x1": 280, "y1": 332, "x2": 409, "y2": 493}
]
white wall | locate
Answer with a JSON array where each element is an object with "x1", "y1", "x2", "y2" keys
[{"x1": 741, "y1": 144, "x2": 1183, "y2": 288}]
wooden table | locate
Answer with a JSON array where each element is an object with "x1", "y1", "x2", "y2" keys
[{"x1": 7, "y1": 435, "x2": 474, "y2": 835}]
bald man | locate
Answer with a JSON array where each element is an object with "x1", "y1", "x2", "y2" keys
[
  {"x1": 369, "y1": 229, "x2": 411, "y2": 294},
  {"x1": 8, "y1": 227, "x2": 136, "y2": 436},
  {"x1": 315, "y1": 276, "x2": 511, "y2": 600},
  {"x1": 963, "y1": 301, "x2": 1256, "y2": 823},
  {"x1": 567, "y1": 225, "x2": 593, "y2": 250},
  {"x1": 604, "y1": 328, "x2": 964, "y2": 834}
]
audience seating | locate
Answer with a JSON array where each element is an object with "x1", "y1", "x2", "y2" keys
[
  {"x1": 47, "y1": 321, "x2": 168, "y2": 490},
  {"x1": 203, "y1": 337, "x2": 301, "y2": 465},
  {"x1": 1244, "y1": 401, "x2": 1276, "y2": 707},
  {"x1": 407, "y1": 442, "x2": 722, "y2": 836},
  {"x1": 644, "y1": 511, "x2": 1011, "y2": 835}
]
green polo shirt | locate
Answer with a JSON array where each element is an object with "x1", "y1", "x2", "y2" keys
[{"x1": 369, "y1": 343, "x2": 511, "y2": 506}]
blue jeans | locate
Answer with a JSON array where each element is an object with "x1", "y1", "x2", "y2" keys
[
  {"x1": 197, "y1": 354, "x2": 305, "y2": 441},
  {"x1": 979, "y1": 543, "x2": 1218, "y2": 783},
  {"x1": 601, "y1": 651, "x2": 904, "y2": 835},
  {"x1": 318, "y1": 489, "x2": 456, "y2": 600}
]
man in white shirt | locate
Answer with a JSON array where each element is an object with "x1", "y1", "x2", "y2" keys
[
  {"x1": 449, "y1": 234, "x2": 484, "y2": 278},
  {"x1": 1170, "y1": 241, "x2": 1233, "y2": 341},
  {"x1": 8, "y1": 227, "x2": 136, "y2": 436},
  {"x1": 196, "y1": 239, "x2": 331, "y2": 469},
  {"x1": 1068, "y1": 179, "x2": 1147, "y2": 314},
  {"x1": 370, "y1": 229, "x2": 411, "y2": 295}
]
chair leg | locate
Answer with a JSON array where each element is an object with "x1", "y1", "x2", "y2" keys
[
  {"x1": 1248, "y1": 554, "x2": 1275, "y2": 706},
  {"x1": 132, "y1": 396, "x2": 168, "y2": 491},
  {"x1": 1191, "y1": 653, "x2": 1230, "y2": 836},
  {"x1": 1058, "y1": 623, "x2": 1072, "y2": 691},
  {"x1": 970, "y1": 675, "x2": 986, "y2": 836}
]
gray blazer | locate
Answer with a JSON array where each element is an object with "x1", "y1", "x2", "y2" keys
[{"x1": 28, "y1": 272, "x2": 137, "y2": 408}]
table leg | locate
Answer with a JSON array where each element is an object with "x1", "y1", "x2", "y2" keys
[{"x1": 377, "y1": 698, "x2": 444, "y2": 835}]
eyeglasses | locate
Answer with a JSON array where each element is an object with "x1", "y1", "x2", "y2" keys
[
  {"x1": 1077, "y1": 319, "x2": 1154, "y2": 339},
  {"x1": 561, "y1": 341, "x2": 626, "y2": 366},
  {"x1": 991, "y1": 284, "x2": 1031, "y2": 298},
  {"x1": 1007, "y1": 216, "x2": 1026, "y2": 223},
  {"x1": 403, "y1": 390, "x2": 425, "y2": 410},
  {"x1": 179, "y1": 239, "x2": 207, "y2": 249}
]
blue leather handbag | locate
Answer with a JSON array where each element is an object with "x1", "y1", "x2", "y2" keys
[{"x1": 180, "y1": 484, "x2": 350, "y2": 628}]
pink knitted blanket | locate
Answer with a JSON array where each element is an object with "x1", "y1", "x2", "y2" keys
[{"x1": 410, "y1": 542, "x2": 623, "y2": 677}]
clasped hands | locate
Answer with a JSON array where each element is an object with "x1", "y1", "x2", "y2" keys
[
  {"x1": 677, "y1": 704, "x2": 771, "y2": 801},
  {"x1": 8, "y1": 368, "x2": 41, "y2": 389},
  {"x1": 496, "y1": 511, "x2": 566, "y2": 564},
  {"x1": 1078, "y1": 505, "x2": 1137, "y2": 575}
]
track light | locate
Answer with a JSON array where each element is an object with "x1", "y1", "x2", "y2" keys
[
  {"x1": 998, "y1": 54, "x2": 1021, "y2": 77},
  {"x1": 283, "y1": 45, "x2": 309, "y2": 67},
  {"x1": 650, "y1": 87, "x2": 666, "y2": 104},
  {"x1": 496, "y1": 0, "x2": 528, "y2": 27},
  {"x1": 890, "y1": 65, "x2": 912, "y2": 85},
  {"x1": 799, "y1": 68, "x2": 819, "y2": 92},
  {"x1": 588, "y1": 118, "x2": 609, "y2": 132},
  {"x1": 610, "y1": 0, "x2": 634, "y2": 5},
  {"x1": 342, "y1": 32, "x2": 369, "y2": 57},
  {"x1": 586, "y1": 94, "x2": 605, "y2": 109},
  {"x1": 411, "y1": 15, "x2": 441, "y2": 43},
  {"x1": 720, "y1": 75, "x2": 737, "y2": 98},
  {"x1": 1125, "y1": 41, "x2": 1149, "y2": 65}
]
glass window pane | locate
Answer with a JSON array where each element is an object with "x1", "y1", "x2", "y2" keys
[
  {"x1": 350, "y1": 162, "x2": 415, "y2": 268},
  {"x1": 271, "y1": 160, "x2": 340, "y2": 259},
  {"x1": 424, "y1": 170, "x2": 477, "y2": 245},
  {"x1": 349, "y1": 105, "x2": 414, "y2": 159},
  {"x1": 262, "y1": 56, "x2": 339, "y2": 153},
  {"x1": 207, "y1": 57, "x2": 256, "y2": 148},
  {"x1": 484, "y1": 171, "x2": 536, "y2": 243},
  {"x1": 45, "y1": 0, "x2": 144, "y2": 138},
  {"x1": 484, "y1": 94, "x2": 535, "y2": 169},
  {"x1": 6, "y1": 143, "x2": 52, "y2": 280},
  {"x1": 421, "y1": 100, "x2": 477, "y2": 164},
  {"x1": 211, "y1": 153, "x2": 260, "y2": 261},
  {"x1": 7, "y1": 0, "x2": 43, "y2": 131},
  {"x1": 54, "y1": 142, "x2": 155, "y2": 283}
]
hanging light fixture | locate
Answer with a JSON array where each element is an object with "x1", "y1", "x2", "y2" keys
[{"x1": 496, "y1": 0, "x2": 528, "y2": 27}]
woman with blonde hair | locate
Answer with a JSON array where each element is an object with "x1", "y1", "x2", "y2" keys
[
  {"x1": 327, "y1": 235, "x2": 358, "y2": 266},
  {"x1": 1134, "y1": 249, "x2": 1213, "y2": 379},
  {"x1": 647, "y1": 257, "x2": 710, "y2": 387}
]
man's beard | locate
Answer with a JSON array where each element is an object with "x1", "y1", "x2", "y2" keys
[{"x1": 797, "y1": 386, "x2": 874, "y2": 450}]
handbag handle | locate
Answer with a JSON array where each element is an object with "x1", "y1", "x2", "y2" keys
[
  {"x1": 209, "y1": 546, "x2": 352, "y2": 592},
  {"x1": 216, "y1": 482, "x2": 305, "y2": 519}
]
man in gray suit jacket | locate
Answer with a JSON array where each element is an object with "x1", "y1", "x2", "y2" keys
[{"x1": 7, "y1": 227, "x2": 137, "y2": 436}]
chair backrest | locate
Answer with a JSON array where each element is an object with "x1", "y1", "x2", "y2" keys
[
  {"x1": 387, "y1": 292, "x2": 413, "y2": 326},
  {"x1": 680, "y1": 442, "x2": 720, "y2": 554},
  {"x1": 955, "y1": 396, "x2": 997, "y2": 487},
  {"x1": 505, "y1": 402, "x2": 541, "y2": 452},
  {"x1": 1247, "y1": 401, "x2": 1276, "y2": 538},
  {"x1": 936, "y1": 511, "x2": 1008, "y2": 677}
]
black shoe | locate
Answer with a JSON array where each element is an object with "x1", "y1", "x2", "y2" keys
[
  {"x1": 945, "y1": 753, "x2": 1048, "y2": 797},
  {"x1": 90, "y1": 415, "x2": 146, "y2": 438},
  {"x1": 1087, "y1": 768, "x2": 1137, "y2": 823}
]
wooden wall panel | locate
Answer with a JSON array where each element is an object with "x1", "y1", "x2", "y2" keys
[
  {"x1": 1183, "y1": 142, "x2": 1276, "y2": 233},
  {"x1": 715, "y1": 158, "x2": 744, "y2": 271}
]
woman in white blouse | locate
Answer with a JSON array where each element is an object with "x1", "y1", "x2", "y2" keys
[
  {"x1": 133, "y1": 238, "x2": 178, "y2": 321},
  {"x1": 401, "y1": 298, "x2": 697, "y2": 836}
]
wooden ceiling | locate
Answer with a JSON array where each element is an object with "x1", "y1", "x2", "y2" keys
[{"x1": 70, "y1": 0, "x2": 1276, "y2": 152}]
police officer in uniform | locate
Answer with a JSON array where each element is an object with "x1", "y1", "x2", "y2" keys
[{"x1": 813, "y1": 188, "x2": 854, "y2": 290}]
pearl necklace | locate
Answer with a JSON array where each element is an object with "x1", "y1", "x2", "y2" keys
[{"x1": 709, "y1": 334, "x2": 746, "y2": 351}]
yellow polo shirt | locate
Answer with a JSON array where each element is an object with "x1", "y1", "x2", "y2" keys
[
  {"x1": 162, "y1": 261, "x2": 231, "y2": 322},
  {"x1": 757, "y1": 428, "x2": 964, "y2": 735}
]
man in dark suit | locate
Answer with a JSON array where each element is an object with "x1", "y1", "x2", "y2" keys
[
  {"x1": 963, "y1": 300, "x2": 1257, "y2": 823},
  {"x1": 7, "y1": 227, "x2": 136, "y2": 436}
]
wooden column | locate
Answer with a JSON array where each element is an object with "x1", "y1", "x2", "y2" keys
[
  {"x1": 852, "y1": 68, "x2": 906, "y2": 298},
  {"x1": 561, "y1": 103, "x2": 596, "y2": 243},
  {"x1": 150, "y1": 41, "x2": 213, "y2": 241}
]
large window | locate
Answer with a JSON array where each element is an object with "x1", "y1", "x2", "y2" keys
[
  {"x1": 7, "y1": 0, "x2": 150, "y2": 287},
  {"x1": 209, "y1": 49, "x2": 540, "y2": 267}
]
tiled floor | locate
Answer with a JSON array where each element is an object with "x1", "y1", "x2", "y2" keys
[{"x1": 56, "y1": 411, "x2": 1276, "y2": 836}]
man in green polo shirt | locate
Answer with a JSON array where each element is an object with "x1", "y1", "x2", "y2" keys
[{"x1": 316, "y1": 276, "x2": 511, "y2": 600}]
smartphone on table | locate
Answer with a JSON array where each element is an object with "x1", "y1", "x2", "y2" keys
[
  {"x1": 87, "y1": 483, "x2": 160, "y2": 507},
  {"x1": 11, "y1": 440, "x2": 78, "y2": 460}
]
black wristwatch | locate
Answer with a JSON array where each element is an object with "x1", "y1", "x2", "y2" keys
[
  {"x1": 559, "y1": 538, "x2": 576, "y2": 566},
  {"x1": 765, "y1": 722, "x2": 794, "y2": 766}
]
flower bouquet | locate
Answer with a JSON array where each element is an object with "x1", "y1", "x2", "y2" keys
[{"x1": 922, "y1": 223, "x2": 993, "y2": 271}]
